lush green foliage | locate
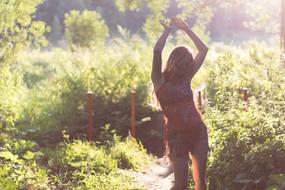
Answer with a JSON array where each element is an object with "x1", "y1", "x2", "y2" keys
[
  {"x1": 115, "y1": 0, "x2": 143, "y2": 12},
  {"x1": 14, "y1": 41, "x2": 285, "y2": 190},
  {"x1": 0, "y1": 0, "x2": 48, "y2": 64},
  {"x1": 111, "y1": 135, "x2": 152, "y2": 170},
  {"x1": 0, "y1": 136, "x2": 49, "y2": 189},
  {"x1": 1, "y1": 1, "x2": 285, "y2": 189},
  {"x1": 0, "y1": 0, "x2": 48, "y2": 138},
  {"x1": 0, "y1": 132, "x2": 150, "y2": 189},
  {"x1": 11, "y1": 40, "x2": 285, "y2": 190},
  {"x1": 64, "y1": 10, "x2": 109, "y2": 47},
  {"x1": 16, "y1": 40, "x2": 152, "y2": 145},
  {"x1": 0, "y1": 67, "x2": 23, "y2": 131},
  {"x1": 203, "y1": 43, "x2": 285, "y2": 190},
  {"x1": 0, "y1": 2, "x2": 151, "y2": 189}
]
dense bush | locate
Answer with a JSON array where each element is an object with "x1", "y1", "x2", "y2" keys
[
  {"x1": 0, "y1": 0, "x2": 48, "y2": 64},
  {"x1": 0, "y1": 132, "x2": 150, "y2": 189},
  {"x1": 1, "y1": 4, "x2": 285, "y2": 187},
  {"x1": 0, "y1": 151, "x2": 49, "y2": 190},
  {"x1": 205, "y1": 105, "x2": 285, "y2": 190},
  {"x1": 0, "y1": 135, "x2": 49, "y2": 189},
  {"x1": 110, "y1": 135, "x2": 152, "y2": 170},
  {"x1": 17, "y1": 40, "x2": 153, "y2": 145},
  {"x1": 45, "y1": 134, "x2": 149, "y2": 189},
  {"x1": 0, "y1": 67, "x2": 23, "y2": 132},
  {"x1": 14, "y1": 40, "x2": 285, "y2": 190},
  {"x1": 64, "y1": 10, "x2": 109, "y2": 47},
  {"x1": 203, "y1": 43, "x2": 285, "y2": 190}
]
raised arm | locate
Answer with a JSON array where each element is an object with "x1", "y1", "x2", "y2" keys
[
  {"x1": 151, "y1": 20, "x2": 172, "y2": 90},
  {"x1": 172, "y1": 17, "x2": 208, "y2": 79}
]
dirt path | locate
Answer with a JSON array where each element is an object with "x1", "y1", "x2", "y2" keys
[{"x1": 128, "y1": 158, "x2": 175, "y2": 190}]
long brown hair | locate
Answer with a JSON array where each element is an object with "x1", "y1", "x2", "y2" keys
[
  {"x1": 163, "y1": 46, "x2": 194, "y2": 82},
  {"x1": 150, "y1": 46, "x2": 194, "y2": 110}
]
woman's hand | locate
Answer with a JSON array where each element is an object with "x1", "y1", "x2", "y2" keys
[
  {"x1": 171, "y1": 17, "x2": 190, "y2": 31},
  {"x1": 160, "y1": 19, "x2": 173, "y2": 31}
]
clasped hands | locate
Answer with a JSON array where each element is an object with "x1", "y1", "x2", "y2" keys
[{"x1": 160, "y1": 17, "x2": 190, "y2": 32}]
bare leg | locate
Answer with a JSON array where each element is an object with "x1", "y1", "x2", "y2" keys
[
  {"x1": 170, "y1": 155, "x2": 189, "y2": 190},
  {"x1": 190, "y1": 151, "x2": 208, "y2": 190}
]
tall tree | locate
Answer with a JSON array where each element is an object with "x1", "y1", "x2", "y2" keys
[{"x1": 0, "y1": 0, "x2": 48, "y2": 65}]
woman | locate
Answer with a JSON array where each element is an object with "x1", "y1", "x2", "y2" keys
[{"x1": 151, "y1": 17, "x2": 210, "y2": 190}]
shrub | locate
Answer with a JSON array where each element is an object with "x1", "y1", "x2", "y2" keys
[
  {"x1": 46, "y1": 137, "x2": 142, "y2": 189},
  {"x1": 64, "y1": 10, "x2": 109, "y2": 47},
  {"x1": 0, "y1": 0, "x2": 48, "y2": 64},
  {"x1": 205, "y1": 105, "x2": 285, "y2": 190},
  {"x1": 17, "y1": 43, "x2": 152, "y2": 145},
  {"x1": 110, "y1": 135, "x2": 153, "y2": 170},
  {"x1": 0, "y1": 137, "x2": 49, "y2": 190},
  {"x1": 203, "y1": 42, "x2": 285, "y2": 190},
  {"x1": 0, "y1": 67, "x2": 24, "y2": 133}
]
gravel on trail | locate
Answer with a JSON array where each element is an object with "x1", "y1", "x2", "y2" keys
[{"x1": 127, "y1": 157, "x2": 175, "y2": 190}]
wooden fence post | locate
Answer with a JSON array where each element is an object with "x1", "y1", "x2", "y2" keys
[
  {"x1": 242, "y1": 88, "x2": 248, "y2": 101},
  {"x1": 86, "y1": 91, "x2": 94, "y2": 141},
  {"x1": 130, "y1": 90, "x2": 136, "y2": 138},
  {"x1": 195, "y1": 84, "x2": 206, "y2": 111},
  {"x1": 198, "y1": 90, "x2": 203, "y2": 110}
]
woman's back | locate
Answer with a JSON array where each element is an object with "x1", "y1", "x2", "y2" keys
[
  {"x1": 155, "y1": 80, "x2": 204, "y2": 135},
  {"x1": 156, "y1": 80, "x2": 193, "y2": 106}
]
